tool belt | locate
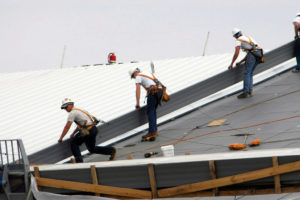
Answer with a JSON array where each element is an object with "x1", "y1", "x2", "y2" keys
[
  {"x1": 138, "y1": 73, "x2": 170, "y2": 102},
  {"x1": 148, "y1": 85, "x2": 160, "y2": 95},
  {"x1": 249, "y1": 49, "x2": 264, "y2": 63},
  {"x1": 147, "y1": 85, "x2": 170, "y2": 102},
  {"x1": 78, "y1": 124, "x2": 94, "y2": 136}
]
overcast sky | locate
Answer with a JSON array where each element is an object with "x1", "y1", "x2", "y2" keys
[{"x1": 0, "y1": 0, "x2": 299, "y2": 73}]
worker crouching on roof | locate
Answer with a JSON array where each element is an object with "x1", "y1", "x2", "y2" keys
[
  {"x1": 292, "y1": 12, "x2": 300, "y2": 73},
  {"x1": 129, "y1": 68, "x2": 163, "y2": 139},
  {"x1": 58, "y1": 98, "x2": 116, "y2": 163},
  {"x1": 228, "y1": 28, "x2": 263, "y2": 99}
]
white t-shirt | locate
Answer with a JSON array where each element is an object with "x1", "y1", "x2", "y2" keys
[
  {"x1": 293, "y1": 16, "x2": 300, "y2": 25},
  {"x1": 135, "y1": 72, "x2": 157, "y2": 88},
  {"x1": 235, "y1": 35, "x2": 259, "y2": 50},
  {"x1": 67, "y1": 108, "x2": 93, "y2": 126}
]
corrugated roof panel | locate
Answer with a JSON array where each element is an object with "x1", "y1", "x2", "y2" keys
[{"x1": 0, "y1": 54, "x2": 235, "y2": 155}]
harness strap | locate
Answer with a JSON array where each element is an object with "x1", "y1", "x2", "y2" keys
[
  {"x1": 136, "y1": 73, "x2": 157, "y2": 81},
  {"x1": 72, "y1": 108, "x2": 96, "y2": 128},
  {"x1": 237, "y1": 36, "x2": 261, "y2": 50}
]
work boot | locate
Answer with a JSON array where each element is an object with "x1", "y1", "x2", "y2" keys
[
  {"x1": 248, "y1": 92, "x2": 253, "y2": 97},
  {"x1": 142, "y1": 132, "x2": 153, "y2": 139},
  {"x1": 237, "y1": 93, "x2": 250, "y2": 99},
  {"x1": 150, "y1": 131, "x2": 158, "y2": 137},
  {"x1": 109, "y1": 148, "x2": 117, "y2": 161},
  {"x1": 292, "y1": 69, "x2": 300, "y2": 73}
]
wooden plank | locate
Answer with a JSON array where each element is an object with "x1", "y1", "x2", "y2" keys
[
  {"x1": 158, "y1": 160, "x2": 300, "y2": 197},
  {"x1": 272, "y1": 157, "x2": 281, "y2": 193},
  {"x1": 33, "y1": 166, "x2": 41, "y2": 191},
  {"x1": 90, "y1": 165, "x2": 100, "y2": 197},
  {"x1": 36, "y1": 177, "x2": 151, "y2": 199},
  {"x1": 207, "y1": 119, "x2": 227, "y2": 127},
  {"x1": 171, "y1": 186, "x2": 300, "y2": 198},
  {"x1": 209, "y1": 160, "x2": 218, "y2": 196},
  {"x1": 148, "y1": 164, "x2": 158, "y2": 198},
  {"x1": 71, "y1": 157, "x2": 76, "y2": 163}
]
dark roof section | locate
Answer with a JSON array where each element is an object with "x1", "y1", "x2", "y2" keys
[{"x1": 28, "y1": 40, "x2": 296, "y2": 164}]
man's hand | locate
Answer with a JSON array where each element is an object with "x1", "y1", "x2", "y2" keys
[
  {"x1": 228, "y1": 64, "x2": 233, "y2": 70},
  {"x1": 295, "y1": 35, "x2": 299, "y2": 40},
  {"x1": 135, "y1": 104, "x2": 140, "y2": 109},
  {"x1": 58, "y1": 139, "x2": 63, "y2": 143},
  {"x1": 236, "y1": 61, "x2": 243, "y2": 66}
]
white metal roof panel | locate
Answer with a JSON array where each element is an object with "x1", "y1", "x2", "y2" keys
[{"x1": 0, "y1": 53, "x2": 233, "y2": 156}]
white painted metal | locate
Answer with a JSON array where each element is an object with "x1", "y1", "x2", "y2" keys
[
  {"x1": 32, "y1": 148, "x2": 300, "y2": 171},
  {"x1": 0, "y1": 53, "x2": 234, "y2": 156}
]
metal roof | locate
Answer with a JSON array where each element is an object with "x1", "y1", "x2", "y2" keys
[
  {"x1": 26, "y1": 40, "x2": 296, "y2": 164},
  {"x1": 21, "y1": 39, "x2": 300, "y2": 199},
  {"x1": 0, "y1": 53, "x2": 234, "y2": 157}
]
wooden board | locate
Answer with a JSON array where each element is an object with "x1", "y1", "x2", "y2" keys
[
  {"x1": 158, "y1": 160, "x2": 300, "y2": 197},
  {"x1": 36, "y1": 177, "x2": 151, "y2": 199}
]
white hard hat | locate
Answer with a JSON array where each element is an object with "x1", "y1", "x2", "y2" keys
[
  {"x1": 232, "y1": 28, "x2": 241, "y2": 36},
  {"x1": 128, "y1": 68, "x2": 140, "y2": 79},
  {"x1": 297, "y1": 12, "x2": 300, "y2": 16},
  {"x1": 61, "y1": 98, "x2": 74, "y2": 109}
]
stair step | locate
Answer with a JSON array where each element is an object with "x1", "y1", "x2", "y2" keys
[{"x1": 8, "y1": 193, "x2": 27, "y2": 200}]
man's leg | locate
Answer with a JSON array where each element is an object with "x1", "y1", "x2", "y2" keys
[
  {"x1": 244, "y1": 54, "x2": 257, "y2": 94},
  {"x1": 147, "y1": 93, "x2": 157, "y2": 133},
  {"x1": 70, "y1": 134, "x2": 86, "y2": 163},
  {"x1": 296, "y1": 38, "x2": 300, "y2": 70},
  {"x1": 85, "y1": 126, "x2": 115, "y2": 156},
  {"x1": 249, "y1": 56, "x2": 258, "y2": 93}
]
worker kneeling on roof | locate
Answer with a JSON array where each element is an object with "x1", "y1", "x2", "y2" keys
[
  {"x1": 129, "y1": 68, "x2": 163, "y2": 139},
  {"x1": 228, "y1": 28, "x2": 264, "y2": 99},
  {"x1": 58, "y1": 98, "x2": 116, "y2": 163}
]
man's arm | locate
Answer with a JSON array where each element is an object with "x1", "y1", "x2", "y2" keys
[
  {"x1": 236, "y1": 54, "x2": 248, "y2": 66},
  {"x1": 228, "y1": 46, "x2": 240, "y2": 69},
  {"x1": 58, "y1": 121, "x2": 72, "y2": 143},
  {"x1": 135, "y1": 83, "x2": 141, "y2": 109},
  {"x1": 294, "y1": 22, "x2": 300, "y2": 39},
  {"x1": 70, "y1": 127, "x2": 79, "y2": 138}
]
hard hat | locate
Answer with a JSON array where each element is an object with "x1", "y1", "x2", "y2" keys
[
  {"x1": 297, "y1": 12, "x2": 300, "y2": 17},
  {"x1": 128, "y1": 68, "x2": 140, "y2": 79},
  {"x1": 61, "y1": 98, "x2": 74, "y2": 109},
  {"x1": 232, "y1": 28, "x2": 241, "y2": 36}
]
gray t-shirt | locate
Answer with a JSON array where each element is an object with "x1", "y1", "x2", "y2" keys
[{"x1": 67, "y1": 108, "x2": 93, "y2": 126}]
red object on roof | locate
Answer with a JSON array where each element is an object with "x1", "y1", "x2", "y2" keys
[{"x1": 108, "y1": 53, "x2": 116, "y2": 64}]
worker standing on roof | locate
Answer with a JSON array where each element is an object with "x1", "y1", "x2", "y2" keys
[
  {"x1": 228, "y1": 28, "x2": 264, "y2": 99},
  {"x1": 292, "y1": 13, "x2": 300, "y2": 73},
  {"x1": 129, "y1": 68, "x2": 163, "y2": 140},
  {"x1": 58, "y1": 98, "x2": 116, "y2": 163}
]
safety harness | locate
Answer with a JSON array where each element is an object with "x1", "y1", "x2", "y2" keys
[
  {"x1": 136, "y1": 73, "x2": 170, "y2": 102},
  {"x1": 237, "y1": 36, "x2": 264, "y2": 63},
  {"x1": 237, "y1": 36, "x2": 261, "y2": 50},
  {"x1": 136, "y1": 73, "x2": 161, "y2": 87},
  {"x1": 72, "y1": 108, "x2": 98, "y2": 131}
]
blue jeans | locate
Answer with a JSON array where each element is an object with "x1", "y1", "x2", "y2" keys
[
  {"x1": 70, "y1": 126, "x2": 114, "y2": 163},
  {"x1": 295, "y1": 38, "x2": 300, "y2": 70},
  {"x1": 243, "y1": 53, "x2": 258, "y2": 94},
  {"x1": 147, "y1": 89, "x2": 162, "y2": 133}
]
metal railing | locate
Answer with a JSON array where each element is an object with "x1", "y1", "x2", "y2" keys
[
  {"x1": 0, "y1": 140, "x2": 29, "y2": 167},
  {"x1": 0, "y1": 139, "x2": 30, "y2": 198}
]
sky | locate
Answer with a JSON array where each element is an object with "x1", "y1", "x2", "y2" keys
[{"x1": 0, "y1": 0, "x2": 299, "y2": 73}]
